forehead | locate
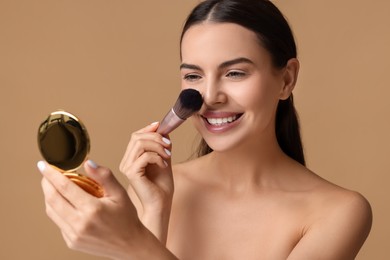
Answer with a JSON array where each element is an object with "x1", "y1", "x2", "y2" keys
[{"x1": 181, "y1": 22, "x2": 270, "y2": 65}]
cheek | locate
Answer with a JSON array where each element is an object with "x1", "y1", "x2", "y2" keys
[
  {"x1": 234, "y1": 79, "x2": 281, "y2": 121},
  {"x1": 232, "y1": 82, "x2": 271, "y2": 110}
]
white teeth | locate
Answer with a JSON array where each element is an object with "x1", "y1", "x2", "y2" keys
[
  {"x1": 206, "y1": 115, "x2": 237, "y2": 125},
  {"x1": 209, "y1": 118, "x2": 218, "y2": 124}
]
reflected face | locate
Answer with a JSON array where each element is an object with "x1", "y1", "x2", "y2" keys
[{"x1": 180, "y1": 22, "x2": 286, "y2": 152}]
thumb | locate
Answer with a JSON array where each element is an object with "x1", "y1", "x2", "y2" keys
[{"x1": 84, "y1": 159, "x2": 125, "y2": 198}]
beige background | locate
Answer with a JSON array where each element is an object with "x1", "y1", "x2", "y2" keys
[{"x1": 0, "y1": 0, "x2": 388, "y2": 259}]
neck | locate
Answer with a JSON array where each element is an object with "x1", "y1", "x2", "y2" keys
[{"x1": 204, "y1": 133, "x2": 290, "y2": 193}]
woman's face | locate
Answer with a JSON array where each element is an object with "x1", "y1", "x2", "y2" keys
[{"x1": 180, "y1": 22, "x2": 292, "y2": 152}]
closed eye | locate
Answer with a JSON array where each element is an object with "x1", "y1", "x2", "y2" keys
[
  {"x1": 183, "y1": 73, "x2": 202, "y2": 82},
  {"x1": 226, "y1": 70, "x2": 246, "y2": 79}
]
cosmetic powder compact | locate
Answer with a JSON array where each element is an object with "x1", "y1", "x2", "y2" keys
[{"x1": 37, "y1": 110, "x2": 104, "y2": 198}]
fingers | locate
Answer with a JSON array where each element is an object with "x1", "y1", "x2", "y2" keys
[
  {"x1": 40, "y1": 167, "x2": 84, "y2": 241},
  {"x1": 120, "y1": 123, "x2": 172, "y2": 176},
  {"x1": 38, "y1": 161, "x2": 144, "y2": 258},
  {"x1": 38, "y1": 161, "x2": 94, "y2": 206},
  {"x1": 124, "y1": 134, "x2": 171, "y2": 165},
  {"x1": 83, "y1": 160, "x2": 127, "y2": 199},
  {"x1": 121, "y1": 152, "x2": 169, "y2": 179},
  {"x1": 122, "y1": 130, "x2": 172, "y2": 164},
  {"x1": 41, "y1": 177, "x2": 77, "y2": 229}
]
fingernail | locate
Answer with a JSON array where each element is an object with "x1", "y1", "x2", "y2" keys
[
  {"x1": 162, "y1": 137, "x2": 171, "y2": 145},
  {"x1": 37, "y1": 161, "x2": 46, "y2": 172},
  {"x1": 163, "y1": 160, "x2": 168, "y2": 167},
  {"x1": 150, "y1": 121, "x2": 159, "y2": 126},
  {"x1": 87, "y1": 159, "x2": 98, "y2": 169},
  {"x1": 164, "y1": 148, "x2": 171, "y2": 156}
]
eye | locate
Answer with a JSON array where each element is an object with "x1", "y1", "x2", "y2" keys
[
  {"x1": 226, "y1": 70, "x2": 246, "y2": 79},
  {"x1": 183, "y1": 73, "x2": 202, "y2": 82}
]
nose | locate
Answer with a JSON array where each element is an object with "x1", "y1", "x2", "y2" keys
[{"x1": 201, "y1": 79, "x2": 227, "y2": 107}]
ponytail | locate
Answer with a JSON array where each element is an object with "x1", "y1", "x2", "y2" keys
[{"x1": 275, "y1": 95, "x2": 305, "y2": 165}]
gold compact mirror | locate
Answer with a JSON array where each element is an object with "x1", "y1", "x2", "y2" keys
[{"x1": 38, "y1": 110, "x2": 103, "y2": 197}]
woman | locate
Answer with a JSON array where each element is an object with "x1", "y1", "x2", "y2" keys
[{"x1": 38, "y1": 0, "x2": 372, "y2": 259}]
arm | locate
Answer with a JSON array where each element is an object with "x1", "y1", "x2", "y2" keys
[
  {"x1": 119, "y1": 122, "x2": 174, "y2": 244},
  {"x1": 287, "y1": 192, "x2": 372, "y2": 260},
  {"x1": 39, "y1": 160, "x2": 178, "y2": 260}
]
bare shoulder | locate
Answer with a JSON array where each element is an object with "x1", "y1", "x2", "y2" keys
[
  {"x1": 307, "y1": 170, "x2": 372, "y2": 223},
  {"x1": 324, "y1": 186, "x2": 372, "y2": 217},
  {"x1": 296, "y1": 165, "x2": 372, "y2": 233},
  {"x1": 317, "y1": 184, "x2": 372, "y2": 239},
  {"x1": 288, "y1": 166, "x2": 373, "y2": 259}
]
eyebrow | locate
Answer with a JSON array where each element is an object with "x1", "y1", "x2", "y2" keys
[
  {"x1": 180, "y1": 57, "x2": 254, "y2": 71},
  {"x1": 219, "y1": 57, "x2": 254, "y2": 69},
  {"x1": 180, "y1": 63, "x2": 202, "y2": 71}
]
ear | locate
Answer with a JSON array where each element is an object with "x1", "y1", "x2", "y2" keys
[{"x1": 279, "y1": 58, "x2": 299, "y2": 100}]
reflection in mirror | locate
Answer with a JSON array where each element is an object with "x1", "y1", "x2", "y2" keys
[{"x1": 38, "y1": 110, "x2": 104, "y2": 197}]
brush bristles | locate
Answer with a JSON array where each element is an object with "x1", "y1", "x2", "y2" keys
[{"x1": 173, "y1": 89, "x2": 203, "y2": 120}]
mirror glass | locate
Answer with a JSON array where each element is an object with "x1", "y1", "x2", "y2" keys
[
  {"x1": 38, "y1": 110, "x2": 103, "y2": 197},
  {"x1": 38, "y1": 110, "x2": 89, "y2": 172}
]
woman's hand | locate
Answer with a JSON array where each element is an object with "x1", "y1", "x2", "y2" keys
[
  {"x1": 119, "y1": 122, "x2": 174, "y2": 244},
  {"x1": 39, "y1": 160, "x2": 178, "y2": 259},
  {"x1": 39, "y1": 160, "x2": 144, "y2": 259}
]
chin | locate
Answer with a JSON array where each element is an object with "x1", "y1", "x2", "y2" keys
[{"x1": 201, "y1": 132, "x2": 248, "y2": 153}]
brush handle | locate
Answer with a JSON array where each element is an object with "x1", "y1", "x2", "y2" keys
[{"x1": 157, "y1": 108, "x2": 185, "y2": 135}]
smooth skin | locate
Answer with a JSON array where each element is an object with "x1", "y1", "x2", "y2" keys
[{"x1": 39, "y1": 22, "x2": 372, "y2": 259}]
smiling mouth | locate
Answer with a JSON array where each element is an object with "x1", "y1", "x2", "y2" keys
[{"x1": 202, "y1": 113, "x2": 243, "y2": 126}]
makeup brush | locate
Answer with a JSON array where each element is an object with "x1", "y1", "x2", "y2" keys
[{"x1": 157, "y1": 88, "x2": 203, "y2": 135}]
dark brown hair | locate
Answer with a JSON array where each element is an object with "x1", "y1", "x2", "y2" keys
[{"x1": 181, "y1": 0, "x2": 305, "y2": 165}]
